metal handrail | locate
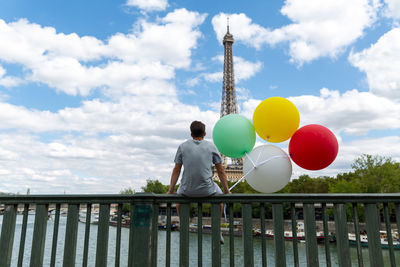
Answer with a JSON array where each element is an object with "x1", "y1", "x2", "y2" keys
[{"x1": 1, "y1": 193, "x2": 400, "y2": 267}]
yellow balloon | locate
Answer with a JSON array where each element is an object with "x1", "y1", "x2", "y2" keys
[{"x1": 253, "y1": 97, "x2": 300, "y2": 143}]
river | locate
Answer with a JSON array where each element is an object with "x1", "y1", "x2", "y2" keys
[{"x1": 1, "y1": 214, "x2": 399, "y2": 266}]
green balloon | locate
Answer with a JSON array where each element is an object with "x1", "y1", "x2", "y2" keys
[{"x1": 212, "y1": 114, "x2": 256, "y2": 158}]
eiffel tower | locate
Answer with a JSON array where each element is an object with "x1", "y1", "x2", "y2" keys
[{"x1": 213, "y1": 21, "x2": 244, "y2": 182}]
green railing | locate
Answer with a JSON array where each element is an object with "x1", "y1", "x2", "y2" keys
[{"x1": 1, "y1": 193, "x2": 400, "y2": 266}]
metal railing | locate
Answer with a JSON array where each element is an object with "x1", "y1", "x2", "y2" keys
[{"x1": 1, "y1": 193, "x2": 400, "y2": 266}]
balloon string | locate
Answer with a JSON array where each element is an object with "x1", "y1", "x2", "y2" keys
[
  {"x1": 244, "y1": 152, "x2": 256, "y2": 168},
  {"x1": 255, "y1": 144, "x2": 265, "y2": 165},
  {"x1": 256, "y1": 155, "x2": 288, "y2": 168},
  {"x1": 229, "y1": 166, "x2": 254, "y2": 191},
  {"x1": 224, "y1": 166, "x2": 255, "y2": 221}
]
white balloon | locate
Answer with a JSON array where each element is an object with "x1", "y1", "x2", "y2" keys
[{"x1": 243, "y1": 145, "x2": 292, "y2": 193}]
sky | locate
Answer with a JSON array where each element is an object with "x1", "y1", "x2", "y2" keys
[{"x1": 0, "y1": 0, "x2": 400, "y2": 194}]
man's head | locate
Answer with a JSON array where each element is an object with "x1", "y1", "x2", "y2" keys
[{"x1": 190, "y1": 121, "x2": 206, "y2": 138}]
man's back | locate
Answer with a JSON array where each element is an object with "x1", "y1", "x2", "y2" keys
[{"x1": 175, "y1": 139, "x2": 221, "y2": 196}]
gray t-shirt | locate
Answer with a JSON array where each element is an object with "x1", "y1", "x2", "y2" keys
[{"x1": 174, "y1": 139, "x2": 222, "y2": 196}]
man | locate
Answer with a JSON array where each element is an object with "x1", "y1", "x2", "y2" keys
[{"x1": 167, "y1": 121, "x2": 230, "y2": 243}]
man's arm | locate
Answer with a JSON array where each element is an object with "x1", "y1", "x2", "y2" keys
[
  {"x1": 167, "y1": 163, "x2": 182, "y2": 194},
  {"x1": 215, "y1": 163, "x2": 231, "y2": 194}
]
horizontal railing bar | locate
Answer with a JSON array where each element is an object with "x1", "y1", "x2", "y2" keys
[{"x1": 1, "y1": 193, "x2": 400, "y2": 205}]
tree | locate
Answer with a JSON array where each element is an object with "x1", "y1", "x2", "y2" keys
[
  {"x1": 141, "y1": 179, "x2": 169, "y2": 193},
  {"x1": 351, "y1": 154, "x2": 400, "y2": 193}
]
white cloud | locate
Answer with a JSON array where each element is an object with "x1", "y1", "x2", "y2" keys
[
  {"x1": 0, "y1": 9, "x2": 206, "y2": 96},
  {"x1": 0, "y1": 96, "x2": 220, "y2": 193},
  {"x1": 241, "y1": 88, "x2": 400, "y2": 136},
  {"x1": 212, "y1": 0, "x2": 379, "y2": 64},
  {"x1": 0, "y1": 65, "x2": 23, "y2": 88},
  {"x1": 349, "y1": 27, "x2": 400, "y2": 99},
  {"x1": 126, "y1": 0, "x2": 168, "y2": 12},
  {"x1": 383, "y1": 0, "x2": 400, "y2": 20}
]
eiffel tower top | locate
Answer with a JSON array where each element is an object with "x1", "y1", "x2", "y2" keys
[{"x1": 223, "y1": 19, "x2": 234, "y2": 44}]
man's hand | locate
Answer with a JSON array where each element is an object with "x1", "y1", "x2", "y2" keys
[{"x1": 224, "y1": 189, "x2": 231, "y2": 194}]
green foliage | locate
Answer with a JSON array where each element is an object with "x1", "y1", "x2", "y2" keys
[
  {"x1": 280, "y1": 175, "x2": 332, "y2": 193},
  {"x1": 141, "y1": 179, "x2": 169, "y2": 193},
  {"x1": 119, "y1": 187, "x2": 135, "y2": 214},
  {"x1": 120, "y1": 187, "x2": 135, "y2": 194}
]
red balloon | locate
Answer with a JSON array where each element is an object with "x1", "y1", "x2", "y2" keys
[{"x1": 289, "y1": 124, "x2": 338, "y2": 170}]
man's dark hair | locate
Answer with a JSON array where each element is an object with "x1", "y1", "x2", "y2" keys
[{"x1": 190, "y1": 121, "x2": 206, "y2": 137}]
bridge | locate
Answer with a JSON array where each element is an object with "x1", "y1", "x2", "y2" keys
[{"x1": 1, "y1": 193, "x2": 399, "y2": 266}]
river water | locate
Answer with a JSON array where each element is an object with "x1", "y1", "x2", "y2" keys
[{"x1": 1, "y1": 214, "x2": 399, "y2": 266}]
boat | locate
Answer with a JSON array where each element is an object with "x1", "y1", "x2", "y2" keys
[
  {"x1": 348, "y1": 230, "x2": 400, "y2": 249},
  {"x1": 109, "y1": 215, "x2": 131, "y2": 227},
  {"x1": 255, "y1": 222, "x2": 330, "y2": 242},
  {"x1": 78, "y1": 211, "x2": 99, "y2": 224}
]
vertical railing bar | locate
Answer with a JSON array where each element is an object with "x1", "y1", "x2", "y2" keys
[
  {"x1": 17, "y1": 204, "x2": 29, "y2": 267},
  {"x1": 333, "y1": 203, "x2": 351, "y2": 267},
  {"x1": 364, "y1": 203, "x2": 384, "y2": 267},
  {"x1": 260, "y1": 203, "x2": 267, "y2": 267},
  {"x1": 290, "y1": 203, "x2": 299, "y2": 267},
  {"x1": 322, "y1": 203, "x2": 331, "y2": 267},
  {"x1": 128, "y1": 202, "x2": 135, "y2": 267},
  {"x1": 82, "y1": 203, "x2": 92, "y2": 267},
  {"x1": 395, "y1": 203, "x2": 400, "y2": 245},
  {"x1": 351, "y1": 203, "x2": 363, "y2": 267},
  {"x1": 243, "y1": 203, "x2": 254, "y2": 267},
  {"x1": 383, "y1": 203, "x2": 396, "y2": 267},
  {"x1": 165, "y1": 203, "x2": 171, "y2": 267},
  {"x1": 211, "y1": 203, "x2": 221, "y2": 267},
  {"x1": 95, "y1": 203, "x2": 111, "y2": 267},
  {"x1": 273, "y1": 203, "x2": 285, "y2": 267},
  {"x1": 30, "y1": 204, "x2": 49, "y2": 267},
  {"x1": 50, "y1": 204, "x2": 61, "y2": 267},
  {"x1": 63, "y1": 204, "x2": 79, "y2": 267},
  {"x1": 180, "y1": 203, "x2": 190, "y2": 266},
  {"x1": 304, "y1": 203, "x2": 319, "y2": 267},
  {"x1": 115, "y1": 203, "x2": 123, "y2": 267},
  {"x1": 0, "y1": 204, "x2": 18, "y2": 267},
  {"x1": 228, "y1": 203, "x2": 234, "y2": 267},
  {"x1": 151, "y1": 203, "x2": 159, "y2": 267},
  {"x1": 197, "y1": 203, "x2": 203, "y2": 267}
]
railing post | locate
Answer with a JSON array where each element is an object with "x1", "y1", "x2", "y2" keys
[
  {"x1": 151, "y1": 203, "x2": 159, "y2": 267},
  {"x1": 212, "y1": 203, "x2": 221, "y2": 267},
  {"x1": 304, "y1": 203, "x2": 319, "y2": 267},
  {"x1": 243, "y1": 203, "x2": 254, "y2": 267},
  {"x1": 0, "y1": 204, "x2": 17, "y2": 267},
  {"x1": 128, "y1": 193, "x2": 154, "y2": 267},
  {"x1": 333, "y1": 203, "x2": 351, "y2": 267},
  {"x1": 63, "y1": 204, "x2": 79, "y2": 267},
  {"x1": 30, "y1": 204, "x2": 48, "y2": 267},
  {"x1": 179, "y1": 203, "x2": 190, "y2": 267},
  {"x1": 364, "y1": 203, "x2": 384, "y2": 266},
  {"x1": 273, "y1": 203, "x2": 285, "y2": 267},
  {"x1": 95, "y1": 204, "x2": 110, "y2": 267}
]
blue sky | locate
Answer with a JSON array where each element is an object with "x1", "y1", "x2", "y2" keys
[{"x1": 0, "y1": 0, "x2": 400, "y2": 193}]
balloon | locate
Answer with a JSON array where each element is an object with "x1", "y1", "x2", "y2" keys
[
  {"x1": 212, "y1": 114, "x2": 256, "y2": 158},
  {"x1": 289, "y1": 124, "x2": 338, "y2": 170},
  {"x1": 243, "y1": 145, "x2": 292, "y2": 193},
  {"x1": 253, "y1": 97, "x2": 300, "y2": 143}
]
